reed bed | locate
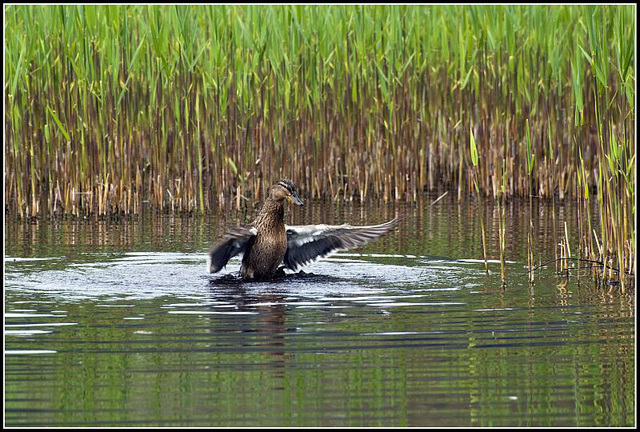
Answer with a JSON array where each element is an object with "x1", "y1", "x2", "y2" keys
[{"x1": 4, "y1": 5, "x2": 635, "y2": 283}]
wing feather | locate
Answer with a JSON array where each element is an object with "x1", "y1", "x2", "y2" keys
[
  {"x1": 208, "y1": 226, "x2": 257, "y2": 273},
  {"x1": 284, "y1": 218, "x2": 398, "y2": 271}
]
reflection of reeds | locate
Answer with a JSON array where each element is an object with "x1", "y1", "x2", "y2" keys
[
  {"x1": 498, "y1": 160, "x2": 507, "y2": 286},
  {"x1": 5, "y1": 5, "x2": 634, "y2": 283}
]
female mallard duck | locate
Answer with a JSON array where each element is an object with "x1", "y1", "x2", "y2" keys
[{"x1": 208, "y1": 179, "x2": 398, "y2": 280}]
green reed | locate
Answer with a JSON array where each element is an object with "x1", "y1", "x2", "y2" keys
[
  {"x1": 469, "y1": 126, "x2": 488, "y2": 275},
  {"x1": 4, "y1": 5, "x2": 635, "y2": 283}
]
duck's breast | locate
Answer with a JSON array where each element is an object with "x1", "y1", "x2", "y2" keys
[{"x1": 241, "y1": 230, "x2": 287, "y2": 278}]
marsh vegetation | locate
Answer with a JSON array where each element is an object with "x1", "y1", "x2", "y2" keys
[{"x1": 4, "y1": 5, "x2": 635, "y2": 284}]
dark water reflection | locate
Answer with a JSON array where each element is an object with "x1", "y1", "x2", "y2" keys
[{"x1": 4, "y1": 196, "x2": 635, "y2": 426}]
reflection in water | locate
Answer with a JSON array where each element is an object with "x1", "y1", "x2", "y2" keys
[
  {"x1": 5, "y1": 195, "x2": 603, "y2": 265},
  {"x1": 207, "y1": 280, "x2": 291, "y2": 364},
  {"x1": 4, "y1": 199, "x2": 635, "y2": 427},
  {"x1": 254, "y1": 295, "x2": 290, "y2": 368}
]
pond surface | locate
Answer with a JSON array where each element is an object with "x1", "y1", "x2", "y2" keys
[{"x1": 4, "y1": 196, "x2": 635, "y2": 426}]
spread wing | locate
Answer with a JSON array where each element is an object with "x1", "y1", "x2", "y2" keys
[
  {"x1": 208, "y1": 226, "x2": 257, "y2": 273},
  {"x1": 284, "y1": 218, "x2": 398, "y2": 271}
]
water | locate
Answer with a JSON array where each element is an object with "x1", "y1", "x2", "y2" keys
[{"x1": 4, "y1": 197, "x2": 635, "y2": 426}]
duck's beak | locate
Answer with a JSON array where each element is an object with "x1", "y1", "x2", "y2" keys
[{"x1": 288, "y1": 191, "x2": 304, "y2": 206}]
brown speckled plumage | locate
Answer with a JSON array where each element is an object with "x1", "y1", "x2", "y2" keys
[{"x1": 239, "y1": 196, "x2": 288, "y2": 279}]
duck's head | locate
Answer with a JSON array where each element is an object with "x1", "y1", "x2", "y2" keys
[{"x1": 271, "y1": 179, "x2": 304, "y2": 206}]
